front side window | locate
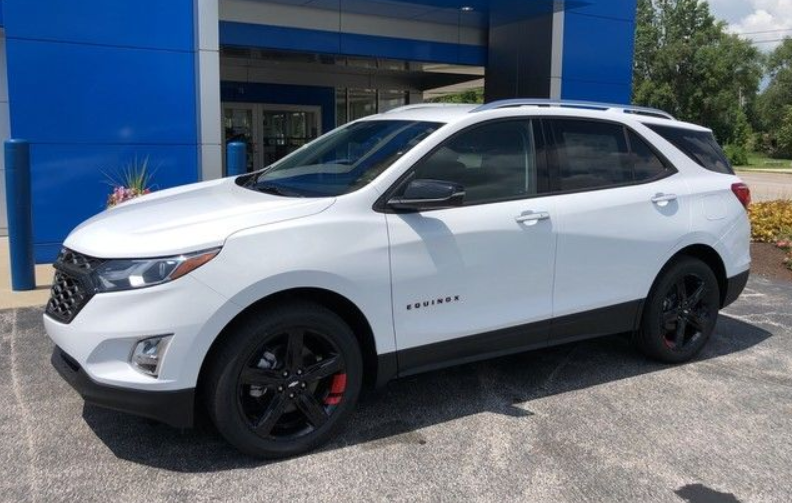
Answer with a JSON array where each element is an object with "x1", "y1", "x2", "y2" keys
[
  {"x1": 408, "y1": 120, "x2": 539, "y2": 205},
  {"x1": 242, "y1": 120, "x2": 442, "y2": 197}
]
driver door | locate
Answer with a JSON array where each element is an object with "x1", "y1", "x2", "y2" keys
[{"x1": 385, "y1": 119, "x2": 559, "y2": 374}]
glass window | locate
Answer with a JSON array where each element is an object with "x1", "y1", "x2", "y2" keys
[
  {"x1": 243, "y1": 120, "x2": 442, "y2": 197},
  {"x1": 379, "y1": 90, "x2": 408, "y2": 114},
  {"x1": 646, "y1": 124, "x2": 733, "y2": 174},
  {"x1": 336, "y1": 89, "x2": 348, "y2": 127},
  {"x1": 550, "y1": 119, "x2": 632, "y2": 191},
  {"x1": 349, "y1": 89, "x2": 377, "y2": 121},
  {"x1": 410, "y1": 120, "x2": 537, "y2": 205},
  {"x1": 628, "y1": 130, "x2": 669, "y2": 181}
]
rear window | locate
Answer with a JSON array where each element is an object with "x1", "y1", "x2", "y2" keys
[{"x1": 646, "y1": 124, "x2": 733, "y2": 174}]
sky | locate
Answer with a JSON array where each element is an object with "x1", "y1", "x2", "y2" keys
[{"x1": 709, "y1": 0, "x2": 792, "y2": 50}]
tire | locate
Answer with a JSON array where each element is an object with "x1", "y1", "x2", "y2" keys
[
  {"x1": 204, "y1": 301, "x2": 363, "y2": 459},
  {"x1": 634, "y1": 256, "x2": 721, "y2": 363}
]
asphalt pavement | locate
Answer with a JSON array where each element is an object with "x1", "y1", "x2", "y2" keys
[{"x1": 1, "y1": 276, "x2": 791, "y2": 503}]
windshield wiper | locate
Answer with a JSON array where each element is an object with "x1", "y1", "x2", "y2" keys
[{"x1": 255, "y1": 183, "x2": 303, "y2": 197}]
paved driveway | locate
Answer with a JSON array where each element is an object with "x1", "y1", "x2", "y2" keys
[
  {"x1": 2, "y1": 276, "x2": 791, "y2": 503},
  {"x1": 736, "y1": 171, "x2": 792, "y2": 201}
]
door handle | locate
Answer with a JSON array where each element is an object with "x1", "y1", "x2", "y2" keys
[
  {"x1": 651, "y1": 193, "x2": 677, "y2": 205},
  {"x1": 515, "y1": 211, "x2": 550, "y2": 223}
]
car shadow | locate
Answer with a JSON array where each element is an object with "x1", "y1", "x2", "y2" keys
[{"x1": 82, "y1": 314, "x2": 771, "y2": 472}]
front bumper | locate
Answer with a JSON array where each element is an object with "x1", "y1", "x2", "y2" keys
[
  {"x1": 43, "y1": 274, "x2": 234, "y2": 391},
  {"x1": 51, "y1": 346, "x2": 195, "y2": 428}
]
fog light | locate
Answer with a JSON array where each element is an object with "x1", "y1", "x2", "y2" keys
[{"x1": 130, "y1": 335, "x2": 172, "y2": 377}]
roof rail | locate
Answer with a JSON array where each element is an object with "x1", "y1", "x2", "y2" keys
[
  {"x1": 470, "y1": 99, "x2": 674, "y2": 120},
  {"x1": 383, "y1": 103, "x2": 474, "y2": 114}
]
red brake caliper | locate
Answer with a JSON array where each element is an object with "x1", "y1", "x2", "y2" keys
[{"x1": 324, "y1": 373, "x2": 347, "y2": 405}]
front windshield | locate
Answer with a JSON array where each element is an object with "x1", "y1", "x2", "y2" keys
[{"x1": 242, "y1": 120, "x2": 443, "y2": 197}]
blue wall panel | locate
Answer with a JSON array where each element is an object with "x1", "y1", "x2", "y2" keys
[
  {"x1": 30, "y1": 144, "x2": 198, "y2": 262},
  {"x1": 222, "y1": 82, "x2": 336, "y2": 134},
  {"x1": 561, "y1": 2, "x2": 637, "y2": 104},
  {"x1": 6, "y1": 39, "x2": 198, "y2": 145},
  {"x1": 4, "y1": 0, "x2": 201, "y2": 263},
  {"x1": 560, "y1": 0, "x2": 636, "y2": 21},
  {"x1": 220, "y1": 21, "x2": 486, "y2": 66},
  {"x1": 3, "y1": 0, "x2": 194, "y2": 51},
  {"x1": 561, "y1": 13, "x2": 635, "y2": 86},
  {"x1": 558, "y1": 79, "x2": 633, "y2": 104}
]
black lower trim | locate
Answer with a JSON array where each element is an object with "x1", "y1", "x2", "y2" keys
[
  {"x1": 395, "y1": 299, "x2": 643, "y2": 378},
  {"x1": 722, "y1": 269, "x2": 750, "y2": 308},
  {"x1": 51, "y1": 346, "x2": 195, "y2": 428},
  {"x1": 549, "y1": 300, "x2": 642, "y2": 344},
  {"x1": 375, "y1": 352, "x2": 398, "y2": 390},
  {"x1": 398, "y1": 320, "x2": 550, "y2": 377}
]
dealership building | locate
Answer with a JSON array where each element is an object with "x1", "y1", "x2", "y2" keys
[{"x1": 0, "y1": 0, "x2": 637, "y2": 262}]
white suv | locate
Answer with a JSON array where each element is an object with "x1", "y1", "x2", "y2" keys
[{"x1": 45, "y1": 99, "x2": 751, "y2": 458}]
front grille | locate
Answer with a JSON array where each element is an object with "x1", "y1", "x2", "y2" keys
[
  {"x1": 46, "y1": 249, "x2": 104, "y2": 324},
  {"x1": 58, "y1": 248, "x2": 104, "y2": 271}
]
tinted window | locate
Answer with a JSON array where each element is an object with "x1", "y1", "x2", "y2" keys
[
  {"x1": 628, "y1": 130, "x2": 669, "y2": 181},
  {"x1": 410, "y1": 120, "x2": 539, "y2": 205},
  {"x1": 646, "y1": 124, "x2": 733, "y2": 174},
  {"x1": 550, "y1": 120, "x2": 632, "y2": 191}
]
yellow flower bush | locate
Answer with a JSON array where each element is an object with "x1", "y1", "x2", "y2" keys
[
  {"x1": 749, "y1": 200, "x2": 792, "y2": 243},
  {"x1": 749, "y1": 200, "x2": 792, "y2": 271}
]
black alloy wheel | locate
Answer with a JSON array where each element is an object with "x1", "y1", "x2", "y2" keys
[
  {"x1": 659, "y1": 273, "x2": 712, "y2": 352},
  {"x1": 237, "y1": 328, "x2": 347, "y2": 440},
  {"x1": 635, "y1": 256, "x2": 720, "y2": 363},
  {"x1": 205, "y1": 301, "x2": 362, "y2": 458}
]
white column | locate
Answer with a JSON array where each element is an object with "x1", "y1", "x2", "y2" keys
[
  {"x1": 0, "y1": 30, "x2": 11, "y2": 235},
  {"x1": 195, "y1": 0, "x2": 223, "y2": 180},
  {"x1": 549, "y1": 0, "x2": 566, "y2": 100}
]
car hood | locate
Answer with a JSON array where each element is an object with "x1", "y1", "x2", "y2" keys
[{"x1": 65, "y1": 177, "x2": 335, "y2": 258}]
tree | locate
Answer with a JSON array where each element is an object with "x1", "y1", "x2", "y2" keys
[
  {"x1": 632, "y1": 0, "x2": 763, "y2": 147},
  {"x1": 778, "y1": 105, "x2": 792, "y2": 157},
  {"x1": 756, "y1": 38, "x2": 792, "y2": 156},
  {"x1": 427, "y1": 88, "x2": 484, "y2": 104}
]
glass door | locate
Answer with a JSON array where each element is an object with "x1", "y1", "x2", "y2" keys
[
  {"x1": 222, "y1": 104, "x2": 258, "y2": 173},
  {"x1": 260, "y1": 105, "x2": 322, "y2": 168}
]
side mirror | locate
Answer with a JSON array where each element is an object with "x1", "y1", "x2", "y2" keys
[{"x1": 388, "y1": 179, "x2": 465, "y2": 211}]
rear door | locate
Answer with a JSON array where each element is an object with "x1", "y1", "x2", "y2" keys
[{"x1": 544, "y1": 118, "x2": 691, "y2": 342}]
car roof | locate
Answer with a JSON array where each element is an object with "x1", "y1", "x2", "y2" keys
[{"x1": 361, "y1": 101, "x2": 711, "y2": 133}]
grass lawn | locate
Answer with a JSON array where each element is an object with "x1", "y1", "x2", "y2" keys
[{"x1": 735, "y1": 152, "x2": 792, "y2": 170}]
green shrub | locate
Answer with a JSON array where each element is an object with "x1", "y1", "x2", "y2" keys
[{"x1": 724, "y1": 144, "x2": 748, "y2": 166}]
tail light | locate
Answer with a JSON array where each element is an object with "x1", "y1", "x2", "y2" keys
[{"x1": 731, "y1": 182, "x2": 751, "y2": 209}]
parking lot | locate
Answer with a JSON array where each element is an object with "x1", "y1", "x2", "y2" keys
[{"x1": 1, "y1": 276, "x2": 791, "y2": 503}]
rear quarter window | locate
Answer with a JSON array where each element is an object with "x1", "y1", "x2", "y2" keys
[{"x1": 646, "y1": 124, "x2": 734, "y2": 174}]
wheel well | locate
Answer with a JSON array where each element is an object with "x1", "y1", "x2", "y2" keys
[
  {"x1": 667, "y1": 244, "x2": 728, "y2": 307},
  {"x1": 197, "y1": 288, "x2": 380, "y2": 398}
]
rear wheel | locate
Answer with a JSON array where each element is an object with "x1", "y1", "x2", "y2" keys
[
  {"x1": 205, "y1": 301, "x2": 362, "y2": 458},
  {"x1": 635, "y1": 257, "x2": 720, "y2": 363}
]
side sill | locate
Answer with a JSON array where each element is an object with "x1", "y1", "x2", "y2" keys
[{"x1": 388, "y1": 299, "x2": 643, "y2": 381}]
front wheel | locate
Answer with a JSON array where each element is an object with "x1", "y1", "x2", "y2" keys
[
  {"x1": 634, "y1": 257, "x2": 721, "y2": 363},
  {"x1": 205, "y1": 301, "x2": 363, "y2": 458}
]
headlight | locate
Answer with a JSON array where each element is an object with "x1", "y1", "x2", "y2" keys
[{"x1": 93, "y1": 248, "x2": 220, "y2": 292}]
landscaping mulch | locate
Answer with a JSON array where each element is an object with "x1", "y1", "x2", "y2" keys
[{"x1": 751, "y1": 242, "x2": 792, "y2": 282}]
